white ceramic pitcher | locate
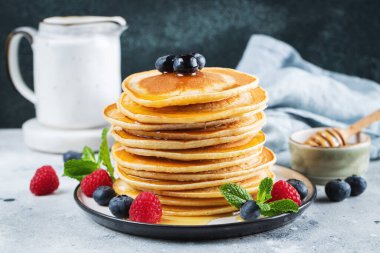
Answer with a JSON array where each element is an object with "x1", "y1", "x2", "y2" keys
[{"x1": 6, "y1": 16, "x2": 127, "y2": 129}]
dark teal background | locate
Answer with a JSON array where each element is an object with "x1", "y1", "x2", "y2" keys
[{"x1": 1, "y1": 0, "x2": 380, "y2": 127}]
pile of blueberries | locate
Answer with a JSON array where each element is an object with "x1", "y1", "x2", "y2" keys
[
  {"x1": 155, "y1": 53, "x2": 206, "y2": 74},
  {"x1": 93, "y1": 186, "x2": 133, "y2": 218},
  {"x1": 325, "y1": 175, "x2": 367, "y2": 202}
]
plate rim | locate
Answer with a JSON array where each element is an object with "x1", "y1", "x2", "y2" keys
[{"x1": 74, "y1": 166, "x2": 317, "y2": 229}]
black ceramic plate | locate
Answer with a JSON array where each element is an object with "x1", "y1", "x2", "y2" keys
[{"x1": 74, "y1": 165, "x2": 316, "y2": 240}]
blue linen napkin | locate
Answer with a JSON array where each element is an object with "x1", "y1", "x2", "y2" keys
[{"x1": 236, "y1": 34, "x2": 380, "y2": 165}]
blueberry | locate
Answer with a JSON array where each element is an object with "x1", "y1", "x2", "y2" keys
[
  {"x1": 108, "y1": 195, "x2": 134, "y2": 218},
  {"x1": 93, "y1": 186, "x2": 116, "y2": 206},
  {"x1": 345, "y1": 175, "x2": 367, "y2": 196},
  {"x1": 192, "y1": 53, "x2": 206, "y2": 69},
  {"x1": 173, "y1": 55, "x2": 199, "y2": 74},
  {"x1": 63, "y1": 151, "x2": 82, "y2": 162},
  {"x1": 325, "y1": 179, "x2": 351, "y2": 202},
  {"x1": 240, "y1": 200, "x2": 261, "y2": 221},
  {"x1": 155, "y1": 55, "x2": 176, "y2": 73},
  {"x1": 287, "y1": 179, "x2": 308, "y2": 200}
]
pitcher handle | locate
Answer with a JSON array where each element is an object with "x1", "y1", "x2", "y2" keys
[{"x1": 6, "y1": 27, "x2": 37, "y2": 104}]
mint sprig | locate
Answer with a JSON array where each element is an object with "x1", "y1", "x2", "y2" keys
[
  {"x1": 261, "y1": 199, "x2": 299, "y2": 216},
  {"x1": 98, "y1": 128, "x2": 114, "y2": 180},
  {"x1": 257, "y1": 177, "x2": 273, "y2": 202},
  {"x1": 63, "y1": 160, "x2": 98, "y2": 181},
  {"x1": 220, "y1": 183, "x2": 252, "y2": 209},
  {"x1": 219, "y1": 177, "x2": 299, "y2": 218},
  {"x1": 81, "y1": 146, "x2": 96, "y2": 163},
  {"x1": 256, "y1": 202, "x2": 270, "y2": 212},
  {"x1": 63, "y1": 127, "x2": 115, "y2": 181}
]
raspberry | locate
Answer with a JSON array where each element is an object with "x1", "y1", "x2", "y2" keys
[
  {"x1": 268, "y1": 180, "x2": 302, "y2": 206},
  {"x1": 129, "y1": 192, "x2": 162, "y2": 224},
  {"x1": 30, "y1": 165, "x2": 59, "y2": 196},
  {"x1": 81, "y1": 169, "x2": 113, "y2": 197}
]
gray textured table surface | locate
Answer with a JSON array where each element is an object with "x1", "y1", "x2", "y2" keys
[{"x1": 0, "y1": 129, "x2": 379, "y2": 253}]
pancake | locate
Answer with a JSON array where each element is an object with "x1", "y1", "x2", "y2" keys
[
  {"x1": 117, "y1": 131, "x2": 266, "y2": 161},
  {"x1": 112, "y1": 143, "x2": 263, "y2": 173},
  {"x1": 111, "y1": 126, "x2": 261, "y2": 150},
  {"x1": 113, "y1": 179, "x2": 228, "y2": 207},
  {"x1": 104, "y1": 103, "x2": 260, "y2": 131},
  {"x1": 116, "y1": 147, "x2": 276, "y2": 181},
  {"x1": 161, "y1": 205, "x2": 236, "y2": 216},
  {"x1": 138, "y1": 168, "x2": 275, "y2": 198},
  {"x1": 159, "y1": 215, "x2": 226, "y2": 225},
  {"x1": 122, "y1": 67, "x2": 258, "y2": 108},
  {"x1": 123, "y1": 112, "x2": 265, "y2": 140},
  {"x1": 117, "y1": 87, "x2": 268, "y2": 124},
  {"x1": 116, "y1": 164, "x2": 268, "y2": 191}
]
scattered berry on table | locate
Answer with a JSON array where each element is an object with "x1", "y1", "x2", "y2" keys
[
  {"x1": 268, "y1": 180, "x2": 302, "y2": 206},
  {"x1": 93, "y1": 186, "x2": 116, "y2": 206},
  {"x1": 63, "y1": 151, "x2": 82, "y2": 163},
  {"x1": 109, "y1": 195, "x2": 134, "y2": 218},
  {"x1": 129, "y1": 192, "x2": 162, "y2": 224},
  {"x1": 286, "y1": 179, "x2": 308, "y2": 200},
  {"x1": 345, "y1": 175, "x2": 367, "y2": 196},
  {"x1": 30, "y1": 165, "x2": 59, "y2": 196},
  {"x1": 325, "y1": 179, "x2": 351, "y2": 202},
  {"x1": 240, "y1": 200, "x2": 261, "y2": 221},
  {"x1": 155, "y1": 55, "x2": 176, "y2": 73},
  {"x1": 173, "y1": 55, "x2": 199, "y2": 74},
  {"x1": 81, "y1": 169, "x2": 113, "y2": 197}
]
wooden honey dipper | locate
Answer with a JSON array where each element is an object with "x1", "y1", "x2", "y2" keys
[{"x1": 305, "y1": 109, "x2": 380, "y2": 147}]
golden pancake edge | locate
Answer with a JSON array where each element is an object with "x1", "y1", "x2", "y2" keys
[{"x1": 122, "y1": 67, "x2": 259, "y2": 108}]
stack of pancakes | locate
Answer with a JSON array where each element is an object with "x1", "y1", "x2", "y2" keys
[{"x1": 104, "y1": 67, "x2": 276, "y2": 218}]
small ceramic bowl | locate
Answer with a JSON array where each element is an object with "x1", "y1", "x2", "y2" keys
[{"x1": 289, "y1": 128, "x2": 371, "y2": 185}]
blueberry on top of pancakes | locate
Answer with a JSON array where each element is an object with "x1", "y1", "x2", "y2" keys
[
  {"x1": 155, "y1": 54, "x2": 176, "y2": 73},
  {"x1": 192, "y1": 53, "x2": 206, "y2": 70},
  {"x1": 155, "y1": 53, "x2": 206, "y2": 75},
  {"x1": 173, "y1": 55, "x2": 198, "y2": 74}
]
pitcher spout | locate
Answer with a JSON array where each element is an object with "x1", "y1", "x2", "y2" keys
[{"x1": 108, "y1": 16, "x2": 128, "y2": 35}]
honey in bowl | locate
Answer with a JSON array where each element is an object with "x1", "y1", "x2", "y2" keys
[
  {"x1": 290, "y1": 128, "x2": 370, "y2": 185},
  {"x1": 304, "y1": 108, "x2": 380, "y2": 148}
]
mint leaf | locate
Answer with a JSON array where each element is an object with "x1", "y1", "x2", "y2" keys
[
  {"x1": 220, "y1": 183, "x2": 253, "y2": 209},
  {"x1": 257, "y1": 177, "x2": 273, "y2": 202},
  {"x1": 261, "y1": 199, "x2": 299, "y2": 217},
  {"x1": 260, "y1": 209, "x2": 279, "y2": 217},
  {"x1": 63, "y1": 160, "x2": 98, "y2": 181},
  {"x1": 81, "y1": 146, "x2": 96, "y2": 163},
  {"x1": 256, "y1": 202, "x2": 271, "y2": 212},
  {"x1": 98, "y1": 128, "x2": 114, "y2": 180}
]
